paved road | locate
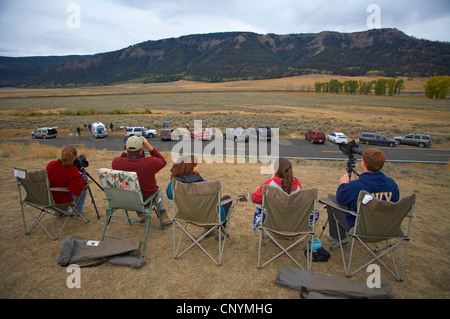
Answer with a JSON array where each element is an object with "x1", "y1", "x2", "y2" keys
[{"x1": 3, "y1": 136, "x2": 449, "y2": 164}]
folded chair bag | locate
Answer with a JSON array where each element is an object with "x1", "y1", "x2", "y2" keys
[
  {"x1": 57, "y1": 236, "x2": 144, "y2": 268},
  {"x1": 275, "y1": 266, "x2": 393, "y2": 299}
]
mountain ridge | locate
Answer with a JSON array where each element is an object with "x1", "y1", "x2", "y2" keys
[{"x1": 1, "y1": 28, "x2": 449, "y2": 87}]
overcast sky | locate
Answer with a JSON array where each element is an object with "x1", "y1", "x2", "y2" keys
[{"x1": 0, "y1": 0, "x2": 449, "y2": 57}]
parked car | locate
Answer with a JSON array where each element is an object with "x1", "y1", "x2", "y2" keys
[
  {"x1": 159, "y1": 128, "x2": 180, "y2": 141},
  {"x1": 120, "y1": 126, "x2": 147, "y2": 137},
  {"x1": 394, "y1": 133, "x2": 432, "y2": 148},
  {"x1": 327, "y1": 132, "x2": 348, "y2": 144},
  {"x1": 223, "y1": 128, "x2": 249, "y2": 142},
  {"x1": 191, "y1": 131, "x2": 211, "y2": 140},
  {"x1": 92, "y1": 122, "x2": 107, "y2": 138},
  {"x1": 359, "y1": 132, "x2": 396, "y2": 147},
  {"x1": 248, "y1": 126, "x2": 272, "y2": 141},
  {"x1": 305, "y1": 130, "x2": 326, "y2": 144},
  {"x1": 31, "y1": 127, "x2": 58, "y2": 139},
  {"x1": 145, "y1": 128, "x2": 157, "y2": 138}
]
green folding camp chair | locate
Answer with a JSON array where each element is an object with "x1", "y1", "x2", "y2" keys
[
  {"x1": 172, "y1": 179, "x2": 246, "y2": 266},
  {"x1": 332, "y1": 190, "x2": 416, "y2": 282},
  {"x1": 15, "y1": 168, "x2": 89, "y2": 240},
  {"x1": 98, "y1": 168, "x2": 163, "y2": 251},
  {"x1": 256, "y1": 185, "x2": 324, "y2": 270}
]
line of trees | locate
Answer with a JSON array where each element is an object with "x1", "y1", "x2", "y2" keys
[
  {"x1": 314, "y1": 78, "x2": 405, "y2": 96},
  {"x1": 424, "y1": 76, "x2": 450, "y2": 99}
]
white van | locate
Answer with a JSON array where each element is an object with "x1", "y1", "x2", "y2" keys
[{"x1": 92, "y1": 122, "x2": 108, "y2": 138}]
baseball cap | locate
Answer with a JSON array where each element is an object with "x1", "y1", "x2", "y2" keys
[{"x1": 126, "y1": 136, "x2": 144, "y2": 151}]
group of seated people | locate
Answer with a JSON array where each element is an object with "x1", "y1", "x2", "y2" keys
[{"x1": 46, "y1": 136, "x2": 399, "y2": 244}]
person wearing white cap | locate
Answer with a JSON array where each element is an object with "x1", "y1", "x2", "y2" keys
[{"x1": 112, "y1": 136, "x2": 171, "y2": 225}]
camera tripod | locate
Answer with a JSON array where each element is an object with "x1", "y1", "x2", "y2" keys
[
  {"x1": 80, "y1": 168, "x2": 102, "y2": 220},
  {"x1": 346, "y1": 153, "x2": 360, "y2": 180},
  {"x1": 319, "y1": 153, "x2": 360, "y2": 239}
]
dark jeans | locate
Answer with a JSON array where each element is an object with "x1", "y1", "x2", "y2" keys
[{"x1": 326, "y1": 195, "x2": 352, "y2": 240}]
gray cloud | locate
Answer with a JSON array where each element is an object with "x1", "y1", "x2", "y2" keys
[{"x1": 0, "y1": 0, "x2": 448, "y2": 57}]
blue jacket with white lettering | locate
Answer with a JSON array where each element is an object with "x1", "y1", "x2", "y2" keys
[{"x1": 336, "y1": 171, "x2": 400, "y2": 227}]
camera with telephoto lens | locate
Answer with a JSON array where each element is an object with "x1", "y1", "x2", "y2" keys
[
  {"x1": 73, "y1": 154, "x2": 89, "y2": 172},
  {"x1": 339, "y1": 140, "x2": 363, "y2": 156},
  {"x1": 338, "y1": 140, "x2": 362, "y2": 179}
]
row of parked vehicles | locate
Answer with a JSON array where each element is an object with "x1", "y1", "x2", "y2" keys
[
  {"x1": 305, "y1": 129, "x2": 432, "y2": 148},
  {"x1": 30, "y1": 124, "x2": 432, "y2": 148}
]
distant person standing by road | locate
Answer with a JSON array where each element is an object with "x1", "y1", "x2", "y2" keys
[
  {"x1": 77, "y1": 127, "x2": 81, "y2": 137},
  {"x1": 110, "y1": 123, "x2": 114, "y2": 131}
]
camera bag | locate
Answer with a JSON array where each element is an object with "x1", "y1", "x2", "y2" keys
[
  {"x1": 57, "y1": 235, "x2": 145, "y2": 269},
  {"x1": 275, "y1": 266, "x2": 392, "y2": 299}
]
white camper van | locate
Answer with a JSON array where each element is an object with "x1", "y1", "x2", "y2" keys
[{"x1": 92, "y1": 122, "x2": 108, "y2": 138}]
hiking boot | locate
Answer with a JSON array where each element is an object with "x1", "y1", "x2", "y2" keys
[
  {"x1": 159, "y1": 212, "x2": 172, "y2": 226},
  {"x1": 326, "y1": 235, "x2": 348, "y2": 247}
]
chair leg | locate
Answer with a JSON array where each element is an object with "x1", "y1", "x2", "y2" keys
[
  {"x1": 257, "y1": 228, "x2": 263, "y2": 269},
  {"x1": 173, "y1": 221, "x2": 224, "y2": 266},
  {"x1": 257, "y1": 229, "x2": 307, "y2": 270},
  {"x1": 22, "y1": 204, "x2": 70, "y2": 240},
  {"x1": 346, "y1": 237, "x2": 408, "y2": 281}
]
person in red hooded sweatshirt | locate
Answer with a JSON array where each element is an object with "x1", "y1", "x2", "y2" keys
[
  {"x1": 252, "y1": 158, "x2": 312, "y2": 230},
  {"x1": 46, "y1": 146, "x2": 87, "y2": 214}
]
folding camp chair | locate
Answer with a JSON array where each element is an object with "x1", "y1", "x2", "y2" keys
[
  {"x1": 255, "y1": 185, "x2": 324, "y2": 270},
  {"x1": 330, "y1": 190, "x2": 416, "y2": 282},
  {"x1": 15, "y1": 168, "x2": 89, "y2": 241},
  {"x1": 98, "y1": 168, "x2": 164, "y2": 251},
  {"x1": 172, "y1": 179, "x2": 246, "y2": 266}
]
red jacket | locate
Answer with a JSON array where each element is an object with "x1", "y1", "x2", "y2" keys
[
  {"x1": 112, "y1": 149, "x2": 167, "y2": 201},
  {"x1": 252, "y1": 176, "x2": 302, "y2": 204},
  {"x1": 46, "y1": 160, "x2": 86, "y2": 204}
]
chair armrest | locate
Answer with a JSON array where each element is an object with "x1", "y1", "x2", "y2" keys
[
  {"x1": 219, "y1": 193, "x2": 248, "y2": 206},
  {"x1": 143, "y1": 191, "x2": 158, "y2": 206},
  {"x1": 314, "y1": 202, "x2": 327, "y2": 212},
  {"x1": 50, "y1": 187, "x2": 70, "y2": 192},
  {"x1": 319, "y1": 195, "x2": 357, "y2": 216},
  {"x1": 252, "y1": 202, "x2": 264, "y2": 209}
]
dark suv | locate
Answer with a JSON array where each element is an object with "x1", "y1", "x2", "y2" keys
[
  {"x1": 359, "y1": 132, "x2": 396, "y2": 147},
  {"x1": 394, "y1": 133, "x2": 432, "y2": 148},
  {"x1": 249, "y1": 126, "x2": 272, "y2": 141},
  {"x1": 305, "y1": 130, "x2": 326, "y2": 144}
]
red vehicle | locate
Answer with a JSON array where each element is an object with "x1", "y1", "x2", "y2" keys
[
  {"x1": 190, "y1": 131, "x2": 211, "y2": 140},
  {"x1": 305, "y1": 129, "x2": 326, "y2": 144}
]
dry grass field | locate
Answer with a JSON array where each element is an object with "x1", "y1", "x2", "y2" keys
[
  {"x1": 1, "y1": 75, "x2": 449, "y2": 146},
  {"x1": 0, "y1": 75, "x2": 449, "y2": 301},
  {"x1": 0, "y1": 143, "x2": 449, "y2": 300}
]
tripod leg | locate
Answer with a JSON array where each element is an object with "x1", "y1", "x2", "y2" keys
[
  {"x1": 86, "y1": 185, "x2": 100, "y2": 219},
  {"x1": 319, "y1": 218, "x2": 328, "y2": 239}
]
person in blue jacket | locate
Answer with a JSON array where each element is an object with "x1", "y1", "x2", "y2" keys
[
  {"x1": 166, "y1": 155, "x2": 230, "y2": 222},
  {"x1": 326, "y1": 148, "x2": 399, "y2": 245}
]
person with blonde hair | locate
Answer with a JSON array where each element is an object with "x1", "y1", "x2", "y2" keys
[{"x1": 46, "y1": 146, "x2": 87, "y2": 214}]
